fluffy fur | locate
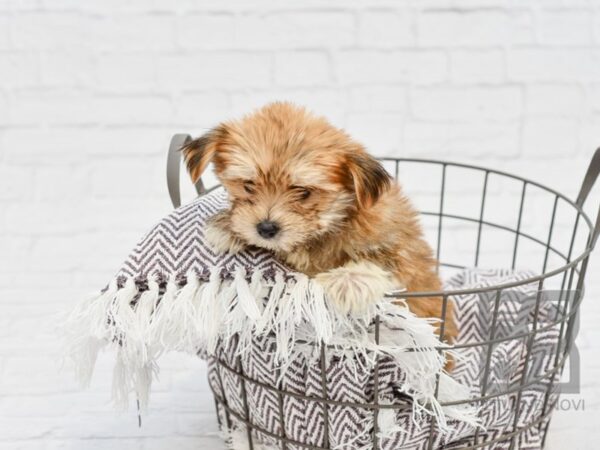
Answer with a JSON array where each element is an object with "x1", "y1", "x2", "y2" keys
[{"x1": 183, "y1": 102, "x2": 457, "y2": 350}]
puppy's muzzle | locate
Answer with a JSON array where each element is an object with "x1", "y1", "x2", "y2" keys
[{"x1": 257, "y1": 220, "x2": 280, "y2": 239}]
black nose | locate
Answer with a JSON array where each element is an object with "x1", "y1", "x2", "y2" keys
[{"x1": 256, "y1": 220, "x2": 280, "y2": 239}]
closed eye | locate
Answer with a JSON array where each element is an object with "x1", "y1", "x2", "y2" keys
[
  {"x1": 243, "y1": 180, "x2": 255, "y2": 194},
  {"x1": 291, "y1": 185, "x2": 311, "y2": 200}
]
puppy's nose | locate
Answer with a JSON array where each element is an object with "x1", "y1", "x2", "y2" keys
[{"x1": 256, "y1": 220, "x2": 280, "y2": 239}]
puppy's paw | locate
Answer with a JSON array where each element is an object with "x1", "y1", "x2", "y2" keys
[
  {"x1": 315, "y1": 261, "x2": 396, "y2": 315},
  {"x1": 205, "y1": 215, "x2": 246, "y2": 254}
]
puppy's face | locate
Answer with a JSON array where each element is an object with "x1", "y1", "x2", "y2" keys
[{"x1": 184, "y1": 103, "x2": 390, "y2": 254}]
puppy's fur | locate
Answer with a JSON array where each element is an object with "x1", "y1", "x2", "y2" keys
[{"x1": 183, "y1": 102, "x2": 457, "y2": 348}]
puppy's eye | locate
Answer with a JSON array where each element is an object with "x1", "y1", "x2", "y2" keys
[
  {"x1": 243, "y1": 181, "x2": 255, "y2": 194},
  {"x1": 292, "y1": 186, "x2": 311, "y2": 200}
]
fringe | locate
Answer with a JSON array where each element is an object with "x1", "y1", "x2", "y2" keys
[{"x1": 61, "y1": 265, "x2": 480, "y2": 432}]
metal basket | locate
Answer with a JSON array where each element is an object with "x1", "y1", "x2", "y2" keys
[{"x1": 167, "y1": 136, "x2": 600, "y2": 449}]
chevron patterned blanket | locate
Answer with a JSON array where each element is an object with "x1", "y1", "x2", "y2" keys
[
  {"x1": 63, "y1": 187, "x2": 560, "y2": 450},
  {"x1": 210, "y1": 268, "x2": 560, "y2": 450}
]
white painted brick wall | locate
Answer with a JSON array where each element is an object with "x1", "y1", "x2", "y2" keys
[{"x1": 1, "y1": 1, "x2": 599, "y2": 449}]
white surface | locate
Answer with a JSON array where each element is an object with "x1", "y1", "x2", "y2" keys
[{"x1": 0, "y1": 1, "x2": 599, "y2": 449}]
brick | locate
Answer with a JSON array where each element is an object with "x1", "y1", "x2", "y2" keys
[
  {"x1": 274, "y1": 51, "x2": 331, "y2": 87},
  {"x1": 90, "y1": 159, "x2": 159, "y2": 198},
  {"x1": 0, "y1": 165, "x2": 34, "y2": 200},
  {"x1": 29, "y1": 235, "x2": 97, "y2": 271},
  {"x1": 0, "y1": 237, "x2": 32, "y2": 271},
  {"x1": 514, "y1": 157, "x2": 593, "y2": 200},
  {"x1": 410, "y1": 87, "x2": 522, "y2": 121},
  {"x1": 404, "y1": 121, "x2": 520, "y2": 157},
  {"x1": 539, "y1": 10, "x2": 592, "y2": 46},
  {"x1": 3, "y1": 203, "x2": 90, "y2": 234},
  {"x1": 587, "y1": 84, "x2": 600, "y2": 113},
  {"x1": 38, "y1": 0, "x2": 91, "y2": 9},
  {"x1": 92, "y1": 14, "x2": 178, "y2": 51},
  {"x1": 525, "y1": 84, "x2": 583, "y2": 116},
  {"x1": 156, "y1": 52, "x2": 271, "y2": 89},
  {"x1": 83, "y1": 197, "x2": 169, "y2": 233},
  {"x1": 348, "y1": 86, "x2": 409, "y2": 112},
  {"x1": 0, "y1": 418, "x2": 58, "y2": 440},
  {"x1": 450, "y1": 50, "x2": 505, "y2": 84},
  {"x1": 0, "y1": 52, "x2": 40, "y2": 87},
  {"x1": 8, "y1": 89, "x2": 94, "y2": 125},
  {"x1": 357, "y1": 10, "x2": 414, "y2": 47},
  {"x1": 508, "y1": 48, "x2": 600, "y2": 82},
  {"x1": 0, "y1": 271, "x2": 73, "y2": 290},
  {"x1": 235, "y1": 12, "x2": 355, "y2": 49},
  {"x1": 2, "y1": 355, "x2": 73, "y2": 395},
  {"x1": 0, "y1": 393, "x2": 110, "y2": 418},
  {"x1": 522, "y1": 118, "x2": 579, "y2": 157},
  {"x1": 96, "y1": 53, "x2": 157, "y2": 91},
  {"x1": 174, "y1": 91, "x2": 230, "y2": 126},
  {"x1": 34, "y1": 166, "x2": 90, "y2": 201},
  {"x1": 79, "y1": 232, "x2": 144, "y2": 272},
  {"x1": 0, "y1": 15, "x2": 9, "y2": 49},
  {"x1": 177, "y1": 13, "x2": 236, "y2": 49},
  {"x1": 579, "y1": 117, "x2": 600, "y2": 155},
  {"x1": 4, "y1": 0, "x2": 47, "y2": 10},
  {"x1": 336, "y1": 50, "x2": 447, "y2": 85},
  {"x1": 0, "y1": 91, "x2": 8, "y2": 124},
  {"x1": 345, "y1": 113, "x2": 404, "y2": 154},
  {"x1": 58, "y1": 0, "x2": 174, "y2": 14},
  {"x1": 87, "y1": 127, "x2": 173, "y2": 156},
  {"x1": 417, "y1": 10, "x2": 534, "y2": 46},
  {"x1": 41, "y1": 51, "x2": 95, "y2": 87},
  {"x1": 10, "y1": 12, "x2": 91, "y2": 50},
  {"x1": 93, "y1": 95, "x2": 174, "y2": 125},
  {"x1": 1, "y1": 128, "x2": 91, "y2": 164}
]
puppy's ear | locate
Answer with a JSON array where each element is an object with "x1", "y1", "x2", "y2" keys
[
  {"x1": 181, "y1": 126, "x2": 227, "y2": 183},
  {"x1": 347, "y1": 153, "x2": 392, "y2": 208}
]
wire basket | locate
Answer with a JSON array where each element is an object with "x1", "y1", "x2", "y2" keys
[{"x1": 168, "y1": 136, "x2": 600, "y2": 450}]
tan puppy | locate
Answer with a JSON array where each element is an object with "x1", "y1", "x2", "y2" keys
[{"x1": 183, "y1": 102, "x2": 457, "y2": 348}]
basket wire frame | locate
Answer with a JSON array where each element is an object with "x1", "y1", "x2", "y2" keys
[{"x1": 197, "y1": 151, "x2": 600, "y2": 450}]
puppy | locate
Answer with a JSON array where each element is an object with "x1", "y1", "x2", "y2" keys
[{"x1": 183, "y1": 102, "x2": 457, "y2": 349}]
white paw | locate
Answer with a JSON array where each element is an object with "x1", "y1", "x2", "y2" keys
[
  {"x1": 314, "y1": 261, "x2": 397, "y2": 315},
  {"x1": 204, "y1": 218, "x2": 246, "y2": 254}
]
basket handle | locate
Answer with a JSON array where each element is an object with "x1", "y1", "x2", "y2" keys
[
  {"x1": 166, "y1": 133, "x2": 205, "y2": 208},
  {"x1": 576, "y1": 147, "x2": 600, "y2": 249}
]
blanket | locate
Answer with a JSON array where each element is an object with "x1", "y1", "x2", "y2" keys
[
  {"x1": 208, "y1": 268, "x2": 561, "y2": 450},
  {"x1": 62, "y1": 187, "x2": 561, "y2": 450}
]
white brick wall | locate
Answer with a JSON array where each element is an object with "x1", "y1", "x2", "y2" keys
[{"x1": 1, "y1": 1, "x2": 600, "y2": 449}]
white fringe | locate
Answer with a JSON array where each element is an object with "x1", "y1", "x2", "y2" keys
[
  {"x1": 61, "y1": 266, "x2": 481, "y2": 432},
  {"x1": 197, "y1": 268, "x2": 225, "y2": 354}
]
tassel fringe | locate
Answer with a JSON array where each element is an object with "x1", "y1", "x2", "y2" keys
[{"x1": 61, "y1": 266, "x2": 480, "y2": 432}]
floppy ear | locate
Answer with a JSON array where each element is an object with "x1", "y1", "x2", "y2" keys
[
  {"x1": 347, "y1": 153, "x2": 392, "y2": 208},
  {"x1": 181, "y1": 126, "x2": 226, "y2": 183}
]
